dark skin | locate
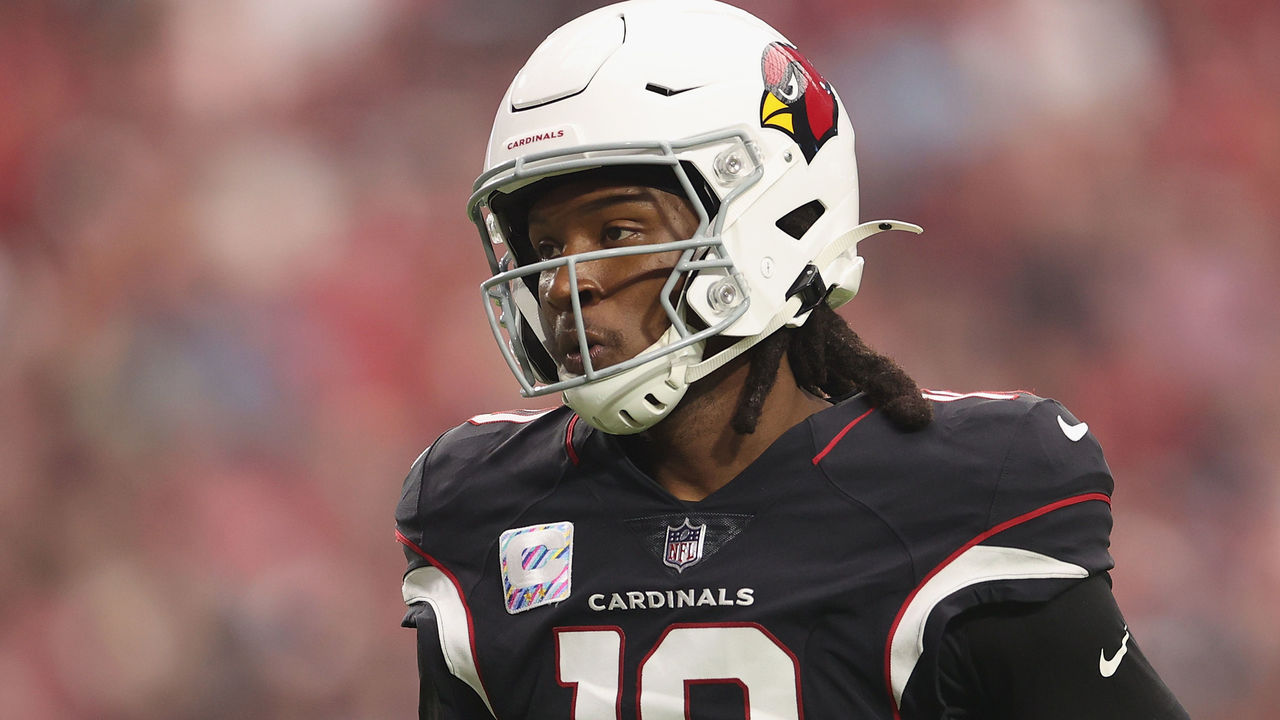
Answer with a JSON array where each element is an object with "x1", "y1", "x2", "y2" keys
[{"x1": 528, "y1": 178, "x2": 830, "y2": 502}]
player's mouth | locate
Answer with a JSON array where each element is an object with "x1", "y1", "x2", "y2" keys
[
  {"x1": 553, "y1": 326, "x2": 618, "y2": 377},
  {"x1": 560, "y1": 344, "x2": 606, "y2": 377}
]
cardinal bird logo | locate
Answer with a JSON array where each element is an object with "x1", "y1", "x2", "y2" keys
[{"x1": 760, "y1": 42, "x2": 838, "y2": 163}]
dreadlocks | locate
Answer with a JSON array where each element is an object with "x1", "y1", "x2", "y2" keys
[{"x1": 730, "y1": 303, "x2": 933, "y2": 434}]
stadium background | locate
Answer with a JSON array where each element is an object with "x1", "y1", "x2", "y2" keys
[{"x1": 1, "y1": 0, "x2": 1277, "y2": 717}]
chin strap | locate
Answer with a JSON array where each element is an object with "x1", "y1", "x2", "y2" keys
[
  {"x1": 685, "y1": 219, "x2": 922, "y2": 383},
  {"x1": 685, "y1": 296, "x2": 802, "y2": 382}
]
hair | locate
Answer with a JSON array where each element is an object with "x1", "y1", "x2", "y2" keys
[{"x1": 730, "y1": 303, "x2": 933, "y2": 434}]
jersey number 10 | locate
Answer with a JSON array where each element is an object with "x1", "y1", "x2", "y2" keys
[{"x1": 555, "y1": 622, "x2": 802, "y2": 719}]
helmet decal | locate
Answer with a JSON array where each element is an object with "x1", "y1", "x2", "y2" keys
[{"x1": 759, "y1": 42, "x2": 839, "y2": 163}]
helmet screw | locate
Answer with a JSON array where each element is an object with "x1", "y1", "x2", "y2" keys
[
  {"x1": 783, "y1": 150, "x2": 793, "y2": 163},
  {"x1": 761, "y1": 257, "x2": 775, "y2": 278},
  {"x1": 707, "y1": 279, "x2": 741, "y2": 312},
  {"x1": 713, "y1": 149, "x2": 744, "y2": 184}
]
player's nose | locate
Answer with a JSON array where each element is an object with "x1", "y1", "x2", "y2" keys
[{"x1": 541, "y1": 255, "x2": 605, "y2": 314}]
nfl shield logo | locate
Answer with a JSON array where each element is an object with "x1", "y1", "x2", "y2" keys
[{"x1": 663, "y1": 518, "x2": 707, "y2": 572}]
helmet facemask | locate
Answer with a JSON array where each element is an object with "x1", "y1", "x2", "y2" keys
[{"x1": 470, "y1": 133, "x2": 765, "y2": 432}]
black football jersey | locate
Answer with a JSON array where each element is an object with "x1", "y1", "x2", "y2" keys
[{"x1": 396, "y1": 391, "x2": 1115, "y2": 719}]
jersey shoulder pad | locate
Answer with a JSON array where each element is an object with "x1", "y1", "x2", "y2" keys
[
  {"x1": 918, "y1": 390, "x2": 1114, "y2": 578},
  {"x1": 921, "y1": 389, "x2": 1114, "y2": 512},
  {"x1": 395, "y1": 406, "x2": 575, "y2": 568},
  {"x1": 980, "y1": 392, "x2": 1114, "y2": 576},
  {"x1": 814, "y1": 390, "x2": 1113, "y2": 569},
  {"x1": 814, "y1": 389, "x2": 1053, "y2": 500}
]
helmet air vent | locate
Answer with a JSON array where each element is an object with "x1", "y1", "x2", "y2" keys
[
  {"x1": 644, "y1": 83, "x2": 698, "y2": 97},
  {"x1": 774, "y1": 200, "x2": 827, "y2": 240}
]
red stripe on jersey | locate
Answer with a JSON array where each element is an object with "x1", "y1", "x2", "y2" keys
[
  {"x1": 811, "y1": 407, "x2": 875, "y2": 465},
  {"x1": 565, "y1": 414, "x2": 581, "y2": 466},
  {"x1": 395, "y1": 528, "x2": 494, "y2": 707},
  {"x1": 882, "y1": 491, "x2": 1112, "y2": 718},
  {"x1": 396, "y1": 527, "x2": 433, "y2": 564}
]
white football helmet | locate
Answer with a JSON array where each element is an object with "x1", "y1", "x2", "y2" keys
[{"x1": 468, "y1": 0, "x2": 921, "y2": 434}]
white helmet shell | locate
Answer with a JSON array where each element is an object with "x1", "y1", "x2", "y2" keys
[{"x1": 468, "y1": 0, "x2": 920, "y2": 433}]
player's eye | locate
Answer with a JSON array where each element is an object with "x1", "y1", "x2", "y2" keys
[
  {"x1": 603, "y1": 226, "x2": 640, "y2": 244},
  {"x1": 535, "y1": 239, "x2": 562, "y2": 261}
]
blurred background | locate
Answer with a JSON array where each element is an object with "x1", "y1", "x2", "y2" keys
[{"x1": 1, "y1": 0, "x2": 1276, "y2": 717}]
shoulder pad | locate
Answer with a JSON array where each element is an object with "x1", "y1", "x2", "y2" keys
[{"x1": 395, "y1": 406, "x2": 575, "y2": 571}]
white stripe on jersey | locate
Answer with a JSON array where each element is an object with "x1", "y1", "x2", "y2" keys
[
  {"x1": 921, "y1": 390, "x2": 1023, "y2": 402},
  {"x1": 403, "y1": 566, "x2": 495, "y2": 715},
  {"x1": 467, "y1": 408, "x2": 556, "y2": 425},
  {"x1": 887, "y1": 545, "x2": 1087, "y2": 706}
]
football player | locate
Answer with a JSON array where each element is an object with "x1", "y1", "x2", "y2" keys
[{"x1": 396, "y1": 1, "x2": 1189, "y2": 718}]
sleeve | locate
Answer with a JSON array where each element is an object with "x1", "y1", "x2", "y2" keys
[
  {"x1": 402, "y1": 603, "x2": 448, "y2": 720},
  {"x1": 401, "y1": 604, "x2": 498, "y2": 720},
  {"x1": 936, "y1": 573, "x2": 1189, "y2": 719},
  {"x1": 395, "y1": 436, "x2": 497, "y2": 720},
  {"x1": 894, "y1": 397, "x2": 1120, "y2": 717},
  {"x1": 396, "y1": 444, "x2": 435, "y2": 574}
]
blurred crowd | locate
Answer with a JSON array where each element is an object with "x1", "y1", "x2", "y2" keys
[{"x1": 1, "y1": 0, "x2": 1276, "y2": 717}]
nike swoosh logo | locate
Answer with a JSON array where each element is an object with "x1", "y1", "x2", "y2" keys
[
  {"x1": 1099, "y1": 626, "x2": 1130, "y2": 678},
  {"x1": 1058, "y1": 415, "x2": 1088, "y2": 442}
]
